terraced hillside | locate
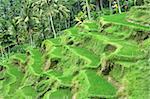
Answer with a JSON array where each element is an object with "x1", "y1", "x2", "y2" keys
[
  {"x1": 0, "y1": 13, "x2": 150, "y2": 99},
  {"x1": 127, "y1": 5, "x2": 150, "y2": 27}
]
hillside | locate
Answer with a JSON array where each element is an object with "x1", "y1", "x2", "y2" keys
[{"x1": 0, "y1": 12, "x2": 150, "y2": 99}]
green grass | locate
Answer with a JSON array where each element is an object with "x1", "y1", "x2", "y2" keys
[
  {"x1": 104, "y1": 25, "x2": 133, "y2": 39},
  {"x1": 58, "y1": 75, "x2": 74, "y2": 86},
  {"x1": 1, "y1": 12, "x2": 149, "y2": 99},
  {"x1": 69, "y1": 46, "x2": 100, "y2": 68},
  {"x1": 29, "y1": 48, "x2": 43, "y2": 75},
  {"x1": 85, "y1": 70, "x2": 117, "y2": 98},
  {"x1": 111, "y1": 40, "x2": 144, "y2": 60},
  {"x1": 51, "y1": 47, "x2": 63, "y2": 58},
  {"x1": 47, "y1": 89, "x2": 72, "y2": 99},
  {"x1": 11, "y1": 53, "x2": 27, "y2": 63},
  {"x1": 81, "y1": 21, "x2": 99, "y2": 31},
  {"x1": 102, "y1": 13, "x2": 150, "y2": 31},
  {"x1": 4, "y1": 63, "x2": 24, "y2": 95},
  {"x1": 21, "y1": 86, "x2": 37, "y2": 97},
  {"x1": 81, "y1": 31, "x2": 144, "y2": 60},
  {"x1": 44, "y1": 70, "x2": 63, "y2": 77},
  {"x1": 49, "y1": 37, "x2": 61, "y2": 45}
]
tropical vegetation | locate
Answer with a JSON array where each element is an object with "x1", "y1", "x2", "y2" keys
[{"x1": 0, "y1": 0, "x2": 150, "y2": 99}]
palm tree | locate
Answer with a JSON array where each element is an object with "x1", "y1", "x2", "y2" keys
[
  {"x1": 134, "y1": 0, "x2": 137, "y2": 5},
  {"x1": 117, "y1": 0, "x2": 122, "y2": 14},
  {"x1": 85, "y1": 0, "x2": 91, "y2": 20},
  {"x1": 0, "y1": 45, "x2": 4, "y2": 60},
  {"x1": 0, "y1": 19, "x2": 16, "y2": 57},
  {"x1": 100, "y1": 0, "x2": 104, "y2": 12},
  {"x1": 35, "y1": 0, "x2": 69, "y2": 38},
  {"x1": 9, "y1": 19, "x2": 20, "y2": 45},
  {"x1": 96, "y1": 0, "x2": 100, "y2": 11},
  {"x1": 109, "y1": 0, "x2": 113, "y2": 14},
  {"x1": 81, "y1": 0, "x2": 95, "y2": 20},
  {"x1": 75, "y1": 11, "x2": 87, "y2": 26},
  {"x1": 15, "y1": 0, "x2": 38, "y2": 46}
]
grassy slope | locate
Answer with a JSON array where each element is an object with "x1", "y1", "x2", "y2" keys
[
  {"x1": 68, "y1": 46, "x2": 100, "y2": 68},
  {"x1": 102, "y1": 13, "x2": 150, "y2": 31},
  {"x1": 100, "y1": 13, "x2": 150, "y2": 99},
  {"x1": 0, "y1": 13, "x2": 150, "y2": 99}
]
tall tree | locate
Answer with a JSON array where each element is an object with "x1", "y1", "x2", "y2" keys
[
  {"x1": 117, "y1": 0, "x2": 121, "y2": 14},
  {"x1": 96, "y1": 0, "x2": 100, "y2": 11},
  {"x1": 100, "y1": 0, "x2": 104, "y2": 12},
  {"x1": 81, "y1": 0, "x2": 95, "y2": 20},
  {"x1": 134, "y1": 0, "x2": 137, "y2": 5},
  {"x1": 35, "y1": 0, "x2": 69, "y2": 38},
  {"x1": 85, "y1": 0, "x2": 91, "y2": 20},
  {"x1": 109, "y1": 0, "x2": 113, "y2": 14}
]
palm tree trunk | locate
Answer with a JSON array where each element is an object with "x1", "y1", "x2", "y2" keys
[
  {"x1": 117, "y1": 0, "x2": 121, "y2": 14},
  {"x1": 41, "y1": 29, "x2": 46, "y2": 40},
  {"x1": 77, "y1": 0, "x2": 81, "y2": 11},
  {"x1": 69, "y1": 13, "x2": 71, "y2": 27},
  {"x1": 7, "y1": 46, "x2": 10, "y2": 58},
  {"x1": 109, "y1": 0, "x2": 113, "y2": 14},
  {"x1": 41, "y1": 17, "x2": 46, "y2": 40},
  {"x1": 15, "y1": 33, "x2": 19, "y2": 45},
  {"x1": 49, "y1": 14, "x2": 56, "y2": 38},
  {"x1": 96, "y1": 0, "x2": 100, "y2": 11},
  {"x1": 85, "y1": 0, "x2": 91, "y2": 20},
  {"x1": 134, "y1": 0, "x2": 137, "y2": 6},
  {"x1": 27, "y1": 20, "x2": 33, "y2": 46},
  {"x1": 100, "y1": 0, "x2": 104, "y2": 12},
  {"x1": 65, "y1": 19, "x2": 68, "y2": 29},
  {"x1": 48, "y1": 17, "x2": 51, "y2": 36},
  {"x1": 29, "y1": 31, "x2": 33, "y2": 46},
  {"x1": 0, "y1": 48, "x2": 4, "y2": 61}
]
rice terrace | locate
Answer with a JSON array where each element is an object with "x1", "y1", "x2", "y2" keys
[{"x1": 0, "y1": 0, "x2": 150, "y2": 99}]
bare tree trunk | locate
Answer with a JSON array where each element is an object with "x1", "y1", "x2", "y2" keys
[
  {"x1": 109, "y1": 0, "x2": 112, "y2": 14},
  {"x1": 65, "y1": 19, "x2": 68, "y2": 29},
  {"x1": 41, "y1": 17, "x2": 46, "y2": 40},
  {"x1": 134, "y1": 0, "x2": 137, "y2": 6},
  {"x1": 27, "y1": 20, "x2": 33, "y2": 46},
  {"x1": 0, "y1": 47, "x2": 4, "y2": 61},
  {"x1": 49, "y1": 14, "x2": 56, "y2": 38},
  {"x1": 7, "y1": 46, "x2": 10, "y2": 58},
  {"x1": 29, "y1": 31, "x2": 33, "y2": 46},
  {"x1": 100, "y1": 0, "x2": 104, "y2": 12},
  {"x1": 86, "y1": 0, "x2": 91, "y2": 20},
  {"x1": 77, "y1": 0, "x2": 81, "y2": 10},
  {"x1": 48, "y1": 16, "x2": 51, "y2": 38},
  {"x1": 117, "y1": 0, "x2": 122, "y2": 14},
  {"x1": 96, "y1": 0, "x2": 100, "y2": 11}
]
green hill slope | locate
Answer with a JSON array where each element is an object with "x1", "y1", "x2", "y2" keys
[{"x1": 0, "y1": 12, "x2": 150, "y2": 99}]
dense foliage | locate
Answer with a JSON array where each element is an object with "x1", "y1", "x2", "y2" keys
[{"x1": 0, "y1": 0, "x2": 150, "y2": 99}]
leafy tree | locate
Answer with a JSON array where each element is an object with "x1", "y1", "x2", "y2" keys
[
  {"x1": 35, "y1": 0, "x2": 69, "y2": 38},
  {"x1": 80, "y1": 0, "x2": 95, "y2": 20}
]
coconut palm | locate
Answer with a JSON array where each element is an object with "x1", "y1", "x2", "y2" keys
[
  {"x1": 109, "y1": 0, "x2": 113, "y2": 14},
  {"x1": 81, "y1": 0, "x2": 95, "y2": 20},
  {"x1": 15, "y1": 0, "x2": 39, "y2": 46},
  {"x1": 96, "y1": 0, "x2": 100, "y2": 11},
  {"x1": 100, "y1": 0, "x2": 104, "y2": 12},
  {"x1": 85, "y1": 0, "x2": 91, "y2": 20},
  {"x1": 35, "y1": 0, "x2": 69, "y2": 38},
  {"x1": 117, "y1": 0, "x2": 122, "y2": 14}
]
